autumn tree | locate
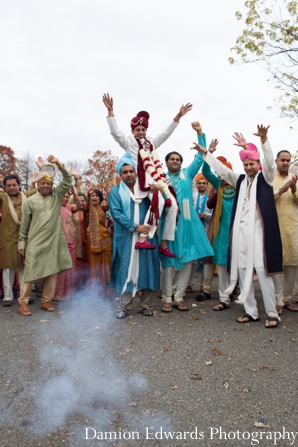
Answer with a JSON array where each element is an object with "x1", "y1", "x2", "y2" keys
[
  {"x1": 229, "y1": 0, "x2": 298, "y2": 118},
  {"x1": 83, "y1": 150, "x2": 119, "y2": 191},
  {"x1": 0, "y1": 145, "x2": 17, "y2": 172}
]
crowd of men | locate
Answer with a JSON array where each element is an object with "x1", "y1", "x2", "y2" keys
[{"x1": 1, "y1": 96, "x2": 297, "y2": 329}]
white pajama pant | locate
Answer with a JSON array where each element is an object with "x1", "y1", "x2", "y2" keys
[
  {"x1": 273, "y1": 266, "x2": 298, "y2": 306},
  {"x1": 217, "y1": 265, "x2": 230, "y2": 303},
  {"x1": 161, "y1": 261, "x2": 193, "y2": 303},
  {"x1": 239, "y1": 267, "x2": 278, "y2": 320},
  {"x1": 2, "y1": 268, "x2": 24, "y2": 302},
  {"x1": 141, "y1": 191, "x2": 178, "y2": 241}
]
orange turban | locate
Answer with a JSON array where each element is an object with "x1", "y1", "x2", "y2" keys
[
  {"x1": 195, "y1": 173, "x2": 208, "y2": 183},
  {"x1": 217, "y1": 156, "x2": 233, "y2": 170}
]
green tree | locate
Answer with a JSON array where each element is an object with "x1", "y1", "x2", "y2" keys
[{"x1": 229, "y1": 0, "x2": 298, "y2": 118}]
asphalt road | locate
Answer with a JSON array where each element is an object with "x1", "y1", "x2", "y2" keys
[{"x1": 1, "y1": 274, "x2": 298, "y2": 447}]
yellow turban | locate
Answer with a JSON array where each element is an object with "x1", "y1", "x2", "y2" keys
[{"x1": 37, "y1": 172, "x2": 54, "y2": 184}]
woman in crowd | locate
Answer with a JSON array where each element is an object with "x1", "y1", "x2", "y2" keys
[
  {"x1": 53, "y1": 186, "x2": 82, "y2": 301},
  {"x1": 85, "y1": 187, "x2": 112, "y2": 297},
  {"x1": 73, "y1": 193, "x2": 87, "y2": 289}
]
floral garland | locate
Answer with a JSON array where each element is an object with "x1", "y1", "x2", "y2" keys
[{"x1": 139, "y1": 148, "x2": 172, "y2": 207}]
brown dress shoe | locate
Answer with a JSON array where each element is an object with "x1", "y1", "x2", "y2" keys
[{"x1": 41, "y1": 302, "x2": 55, "y2": 312}]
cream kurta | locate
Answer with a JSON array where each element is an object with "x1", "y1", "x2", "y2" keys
[
  {"x1": 204, "y1": 139, "x2": 275, "y2": 268},
  {"x1": 0, "y1": 189, "x2": 36, "y2": 269},
  {"x1": 273, "y1": 171, "x2": 298, "y2": 265},
  {"x1": 18, "y1": 168, "x2": 73, "y2": 282}
]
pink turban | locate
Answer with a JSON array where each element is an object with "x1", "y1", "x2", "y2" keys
[
  {"x1": 131, "y1": 111, "x2": 150, "y2": 130},
  {"x1": 239, "y1": 143, "x2": 260, "y2": 162}
]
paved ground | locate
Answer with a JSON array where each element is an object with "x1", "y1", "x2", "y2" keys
[{"x1": 1, "y1": 275, "x2": 298, "y2": 447}]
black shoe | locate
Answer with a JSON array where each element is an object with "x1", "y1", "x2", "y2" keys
[{"x1": 196, "y1": 292, "x2": 211, "y2": 302}]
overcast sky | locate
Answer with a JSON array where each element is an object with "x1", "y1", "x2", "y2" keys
[{"x1": 0, "y1": 0, "x2": 297, "y2": 174}]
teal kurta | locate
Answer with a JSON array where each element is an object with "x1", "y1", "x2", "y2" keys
[
  {"x1": 202, "y1": 162, "x2": 235, "y2": 265},
  {"x1": 18, "y1": 168, "x2": 73, "y2": 282},
  {"x1": 159, "y1": 154, "x2": 214, "y2": 270}
]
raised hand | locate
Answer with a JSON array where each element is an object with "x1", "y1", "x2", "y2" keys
[
  {"x1": 47, "y1": 155, "x2": 59, "y2": 164},
  {"x1": 87, "y1": 184, "x2": 95, "y2": 196},
  {"x1": 179, "y1": 103, "x2": 192, "y2": 116},
  {"x1": 102, "y1": 93, "x2": 113, "y2": 110},
  {"x1": 191, "y1": 121, "x2": 203, "y2": 135},
  {"x1": 69, "y1": 167, "x2": 78, "y2": 177},
  {"x1": 232, "y1": 132, "x2": 248, "y2": 149},
  {"x1": 30, "y1": 172, "x2": 38, "y2": 184},
  {"x1": 253, "y1": 124, "x2": 270, "y2": 144},
  {"x1": 191, "y1": 142, "x2": 207, "y2": 154},
  {"x1": 174, "y1": 103, "x2": 193, "y2": 123},
  {"x1": 208, "y1": 139, "x2": 219, "y2": 153},
  {"x1": 36, "y1": 156, "x2": 44, "y2": 167}
]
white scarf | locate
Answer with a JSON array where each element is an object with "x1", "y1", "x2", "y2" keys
[
  {"x1": 225, "y1": 172, "x2": 260, "y2": 304},
  {"x1": 6, "y1": 192, "x2": 27, "y2": 226},
  {"x1": 121, "y1": 187, "x2": 143, "y2": 297}
]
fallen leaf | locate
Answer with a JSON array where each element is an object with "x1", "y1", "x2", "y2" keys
[
  {"x1": 170, "y1": 385, "x2": 179, "y2": 389},
  {"x1": 204, "y1": 361, "x2": 212, "y2": 366},
  {"x1": 273, "y1": 352, "x2": 281, "y2": 356},
  {"x1": 164, "y1": 347, "x2": 173, "y2": 351},
  {"x1": 154, "y1": 332, "x2": 163, "y2": 336},
  {"x1": 189, "y1": 316, "x2": 199, "y2": 320},
  {"x1": 130, "y1": 323, "x2": 138, "y2": 326},
  {"x1": 222, "y1": 381, "x2": 229, "y2": 388},
  {"x1": 289, "y1": 337, "x2": 295, "y2": 342},
  {"x1": 173, "y1": 328, "x2": 179, "y2": 333},
  {"x1": 243, "y1": 388, "x2": 250, "y2": 393},
  {"x1": 233, "y1": 327, "x2": 243, "y2": 331},
  {"x1": 190, "y1": 373, "x2": 202, "y2": 380},
  {"x1": 203, "y1": 339, "x2": 214, "y2": 343},
  {"x1": 198, "y1": 309, "x2": 206, "y2": 314},
  {"x1": 248, "y1": 368, "x2": 258, "y2": 372},
  {"x1": 128, "y1": 402, "x2": 137, "y2": 407},
  {"x1": 187, "y1": 324, "x2": 193, "y2": 327},
  {"x1": 213, "y1": 348, "x2": 226, "y2": 356},
  {"x1": 254, "y1": 422, "x2": 270, "y2": 428},
  {"x1": 286, "y1": 328, "x2": 294, "y2": 333},
  {"x1": 40, "y1": 320, "x2": 48, "y2": 322}
]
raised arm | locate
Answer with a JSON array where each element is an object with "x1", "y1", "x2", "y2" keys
[
  {"x1": 152, "y1": 103, "x2": 192, "y2": 149},
  {"x1": 253, "y1": 125, "x2": 275, "y2": 184},
  {"x1": 69, "y1": 186, "x2": 83, "y2": 213},
  {"x1": 103, "y1": 93, "x2": 131, "y2": 151},
  {"x1": 47, "y1": 155, "x2": 72, "y2": 199},
  {"x1": 192, "y1": 142, "x2": 239, "y2": 188}
]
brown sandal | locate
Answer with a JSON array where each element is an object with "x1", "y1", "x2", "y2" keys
[
  {"x1": 172, "y1": 301, "x2": 189, "y2": 311},
  {"x1": 161, "y1": 303, "x2": 173, "y2": 313},
  {"x1": 41, "y1": 302, "x2": 55, "y2": 312},
  {"x1": 19, "y1": 304, "x2": 32, "y2": 316}
]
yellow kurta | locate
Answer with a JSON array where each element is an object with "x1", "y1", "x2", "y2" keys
[
  {"x1": 18, "y1": 168, "x2": 73, "y2": 282},
  {"x1": 273, "y1": 171, "x2": 298, "y2": 265},
  {"x1": 0, "y1": 189, "x2": 36, "y2": 269}
]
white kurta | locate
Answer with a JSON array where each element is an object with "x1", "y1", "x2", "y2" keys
[
  {"x1": 204, "y1": 139, "x2": 275, "y2": 269},
  {"x1": 107, "y1": 116, "x2": 178, "y2": 191}
]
